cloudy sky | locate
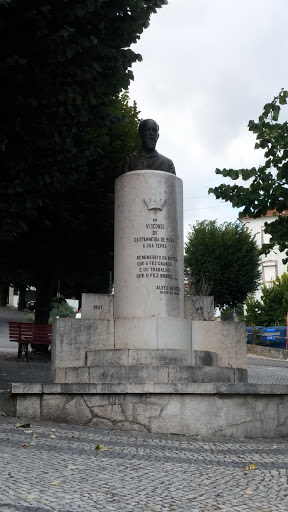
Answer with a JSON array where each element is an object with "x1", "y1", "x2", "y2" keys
[{"x1": 128, "y1": 0, "x2": 288, "y2": 241}]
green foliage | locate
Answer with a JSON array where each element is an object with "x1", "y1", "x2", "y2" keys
[
  {"x1": 0, "y1": 0, "x2": 167, "y2": 239},
  {"x1": 246, "y1": 272, "x2": 288, "y2": 326},
  {"x1": 185, "y1": 220, "x2": 261, "y2": 308},
  {"x1": 49, "y1": 299, "x2": 76, "y2": 324},
  {"x1": 220, "y1": 303, "x2": 244, "y2": 321},
  {"x1": 0, "y1": 0, "x2": 162, "y2": 318},
  {"x1": 25, "y1": 313, "x2": 35, "y2": 323},
  {"x1": 209, "y1": 89, "x2": 288, "y2": 262}
]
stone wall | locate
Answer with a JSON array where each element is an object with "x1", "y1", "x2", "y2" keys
[
  {"x1": 14, "y1": 383, "x2": 288, "y2": 439},
  {"x1": 247, "y1": 344, "x2": 288, "y2": 361}
]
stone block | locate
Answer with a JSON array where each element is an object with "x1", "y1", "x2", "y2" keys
[
  {"x1": 51, "y1": 318, "x2": 114, "y2": 374},
  {"x1": 90, "y1": 366, "x2": 128, "y2": 383},
  {"x1": 16, "y1": 395, "x2": 40, "y2": 419},
  {"x1": 42, "y1": 384, "x2": 62, "y2": 393},
  {"x1": 234, "y1": 368, "x2": 248, "y2": 383},
  {"x1": 12, "y1": 383, "x2": 42, "y2": 394},
  {"x1": 128, "y1": 365, "x2": 169, "y2": 383},
  {"x1": 86, "y1": 349, "x2": 129, "y2": 367},
  {"x1": 134, "y1": 403, "x2": 163, "y2": 427},
  {"x1": 114, "y1": 318, "x2": 158, "y2": 349},
  {"x1": 128, "y1": 349, "x2": 192, "y2": 366},
  {"x1": 184, "y1": 296, "x2": 214, "y2": 321},
  {"x1": 192, "y1": 321, "x2": 247, "y2": 369},
  {"x1": 91, "y1": 404, "x2": 126, "y2": 421},
  {"x1": 41, "y1": 394, "x2": 69, "y2": 420},
  {"x1": 84, "y1": 395, "x2": 113, "y2": 407},
  {"x1": 65, "y1": 367, "x2": 90, "y2": 384},
  {"x1": 168, "y1": 365, "x2": 235, "y2": 383},
  {"x1": 192, "y1": 350, "x2": 218, "y2": 367},
  {"x1": 53, "y1": 368, "x2": 66, "y2": 382},
  {"x1": 62, "y1": 395, "x2": 92, "y2": 424},
  {"x1": 157, "y1": 317, "x2": 192, "y2": 350},
  {"x1": 81, "y1": 293, "x2": 114, "y2": 320}
]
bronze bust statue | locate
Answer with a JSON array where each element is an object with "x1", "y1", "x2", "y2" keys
[{"x1": 124, "y1": 119, "x2": 176, "y2": 175}]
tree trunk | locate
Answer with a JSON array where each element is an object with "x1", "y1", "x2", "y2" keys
[
  {"x1": 18, "y1": 284, "x2": 27, "y2": 311},
  {"x1": 0, "y1": 283, "x2": 9, "y2": 307},
  {"x1": 35, "y1": 275, "x2": 54, "y2": 324}
]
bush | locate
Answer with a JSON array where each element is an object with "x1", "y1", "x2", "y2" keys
[{"x1": 49, "y1": 300, "x2": 76, "y2": 324}]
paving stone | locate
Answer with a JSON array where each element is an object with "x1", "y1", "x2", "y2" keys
[{"x1": 0, "y1": 417, "x2": 288, "y2": 511}]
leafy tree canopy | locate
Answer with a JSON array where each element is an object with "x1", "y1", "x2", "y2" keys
[
  {"x1": 0, "y1": 0, "x2": 167, "y2": 239},
  {"x1": 246, "y1": 272, "x2": 288, "y2": 326},
  {"x1": 0, "y1": 91, "x2": 142, "y2": 320},
  {"x1": 184, "y1": 220, "x2": 261, "y2": 309},
  {"x1": 209, "y1": 89, "x2": 288, "y2": 261}
]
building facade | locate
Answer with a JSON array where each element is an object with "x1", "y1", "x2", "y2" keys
[{"x1": 239, "y1": 211, "x2": 288, "y2": 302}]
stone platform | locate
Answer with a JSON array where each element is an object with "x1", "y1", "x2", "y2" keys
[{"x1": 13, "y1": 382, "x2": 288, "y2": 439}]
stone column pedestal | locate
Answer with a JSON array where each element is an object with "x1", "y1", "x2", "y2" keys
[{"x1": 114, "y1": 170, "x2": 184, "y2": 320}]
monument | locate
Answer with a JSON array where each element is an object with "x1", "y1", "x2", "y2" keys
[{"x1": 14, "y1": 120, "x2": 288, "y2": 439}]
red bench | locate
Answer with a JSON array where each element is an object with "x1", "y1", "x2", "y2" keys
[{"x1": 9, "y1": 322, "x2": 52, "y2": 362}]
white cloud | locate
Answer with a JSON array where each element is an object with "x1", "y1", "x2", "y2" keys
[{"x1": 128, "y1": 0, "x2": 288, "y2": 242}]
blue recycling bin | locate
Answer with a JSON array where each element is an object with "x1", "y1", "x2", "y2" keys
[{"x1": 259, "y1": 326, "x2": 287, "y2": 349}]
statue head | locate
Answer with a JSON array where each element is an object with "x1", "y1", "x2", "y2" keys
[{"x1": 139, "y1": 119, "x2": 159, "y2": 152}]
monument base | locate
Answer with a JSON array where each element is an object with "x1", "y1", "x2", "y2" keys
[{"x1": 13, "y1": 383, "x2": 288, "y2": 439}]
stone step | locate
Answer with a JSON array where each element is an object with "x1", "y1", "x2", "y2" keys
[
  {"x1": 86, "y1": 349, "x2": 218, "y2": 367},
  {"x1": 54, "y1": 365, "x2": 247, "y2": 385},
  {"x1": 86, "y1": 349, "x2": 193, "y2": 367}
]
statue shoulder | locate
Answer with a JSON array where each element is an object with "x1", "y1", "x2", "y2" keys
[{"x1": 158, "y1": 153, "x2": 176, "y2": 175}]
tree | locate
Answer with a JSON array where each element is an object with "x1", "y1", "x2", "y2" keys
[
  {"x1": 1, "y1": 91, "x2": 142, "y2": 322},
  {"x1": 209, "y1": 89, "x2": 288, "y2": 261},
  {"x1": 220, "y1": 304, "x2": 244, "y2": 321},
  {"x1": 0, "y1": 0, "x2": 166, "y2": 321},
  {"x1": 184, "y1": 220, "x2": 261, "y2": 309},
  {"x1": 0, "y1": 0, "x2": 167, "y2": 237},
  {"x1": 246, "y1": 272, "x2": 288, "y2": 326}
]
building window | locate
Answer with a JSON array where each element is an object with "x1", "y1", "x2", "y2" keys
[
  {"x1": 262, "y1": 261, "x2": 277, "y2": 285},
  {"x1": 261, "y1": 226, "x2": 271, "y2": 247}
]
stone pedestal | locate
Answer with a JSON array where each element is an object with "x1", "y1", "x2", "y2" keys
[
  {"x1": 12, "y1": 169, "x2": 252, "y2": 438},
  {"x1": 114, "y1": 171, "x2": 184, "y2": 320},
  {"x1": 50, "y1": 171, "x2": 247, "y2": 387}
]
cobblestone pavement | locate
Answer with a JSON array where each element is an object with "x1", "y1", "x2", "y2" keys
[{"x1": 0, "y1": 417, "x2": 287, "y2": 512}]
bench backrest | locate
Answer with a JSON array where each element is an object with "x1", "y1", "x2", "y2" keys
[{"x1": 9, "y1": 322, "x2": 52, "y2": 344}]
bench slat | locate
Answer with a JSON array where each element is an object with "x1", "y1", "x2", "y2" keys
[{"x1": 9, "y1": 322, "x2": 52, "y2": 345}]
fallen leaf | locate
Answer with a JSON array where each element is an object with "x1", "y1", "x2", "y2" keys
[
  {"x1": 100, "y1": 458, "x2": 107, "y2": 462},
  {"x1": 95, "y1": 444, "x2": 109, "y2": 451},
  {"x1": 272, "y1": 445, "x2": 278, "y2": 449},
  {"x1": 51, "y1": 429, "x2": 56, "y2": 432},
  {"x1": 27, "y1": 494, "x2": 36, "y2": 500},
  {"x1": 67, "y1": 464, "x2": 78, "y2": 470},
  {"x1": 244, "y1": 490, "x2": 254, "y2": 495},
  {"x1": 22, "y1": 444, "x2": 29, "y2": 448},
  {"x1": 50, "y1": 481, "x2": 59, "y2": 486},
  {"x1": 0, "y1": 411, "x2": 7, "y2": 416},
  {"x1": 16, "y1": 423, "x2": 30, "y2": 429},
  {"x1": 242, "y1": 463, "x2": 257, "y2": 471},
  {"x1": 50, "y1": 435, "x2": 56, "y2": 439}
]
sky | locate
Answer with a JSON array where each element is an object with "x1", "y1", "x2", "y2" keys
[{"x1": 128, "y1": 0, "x2": 288, "y2": 242}]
